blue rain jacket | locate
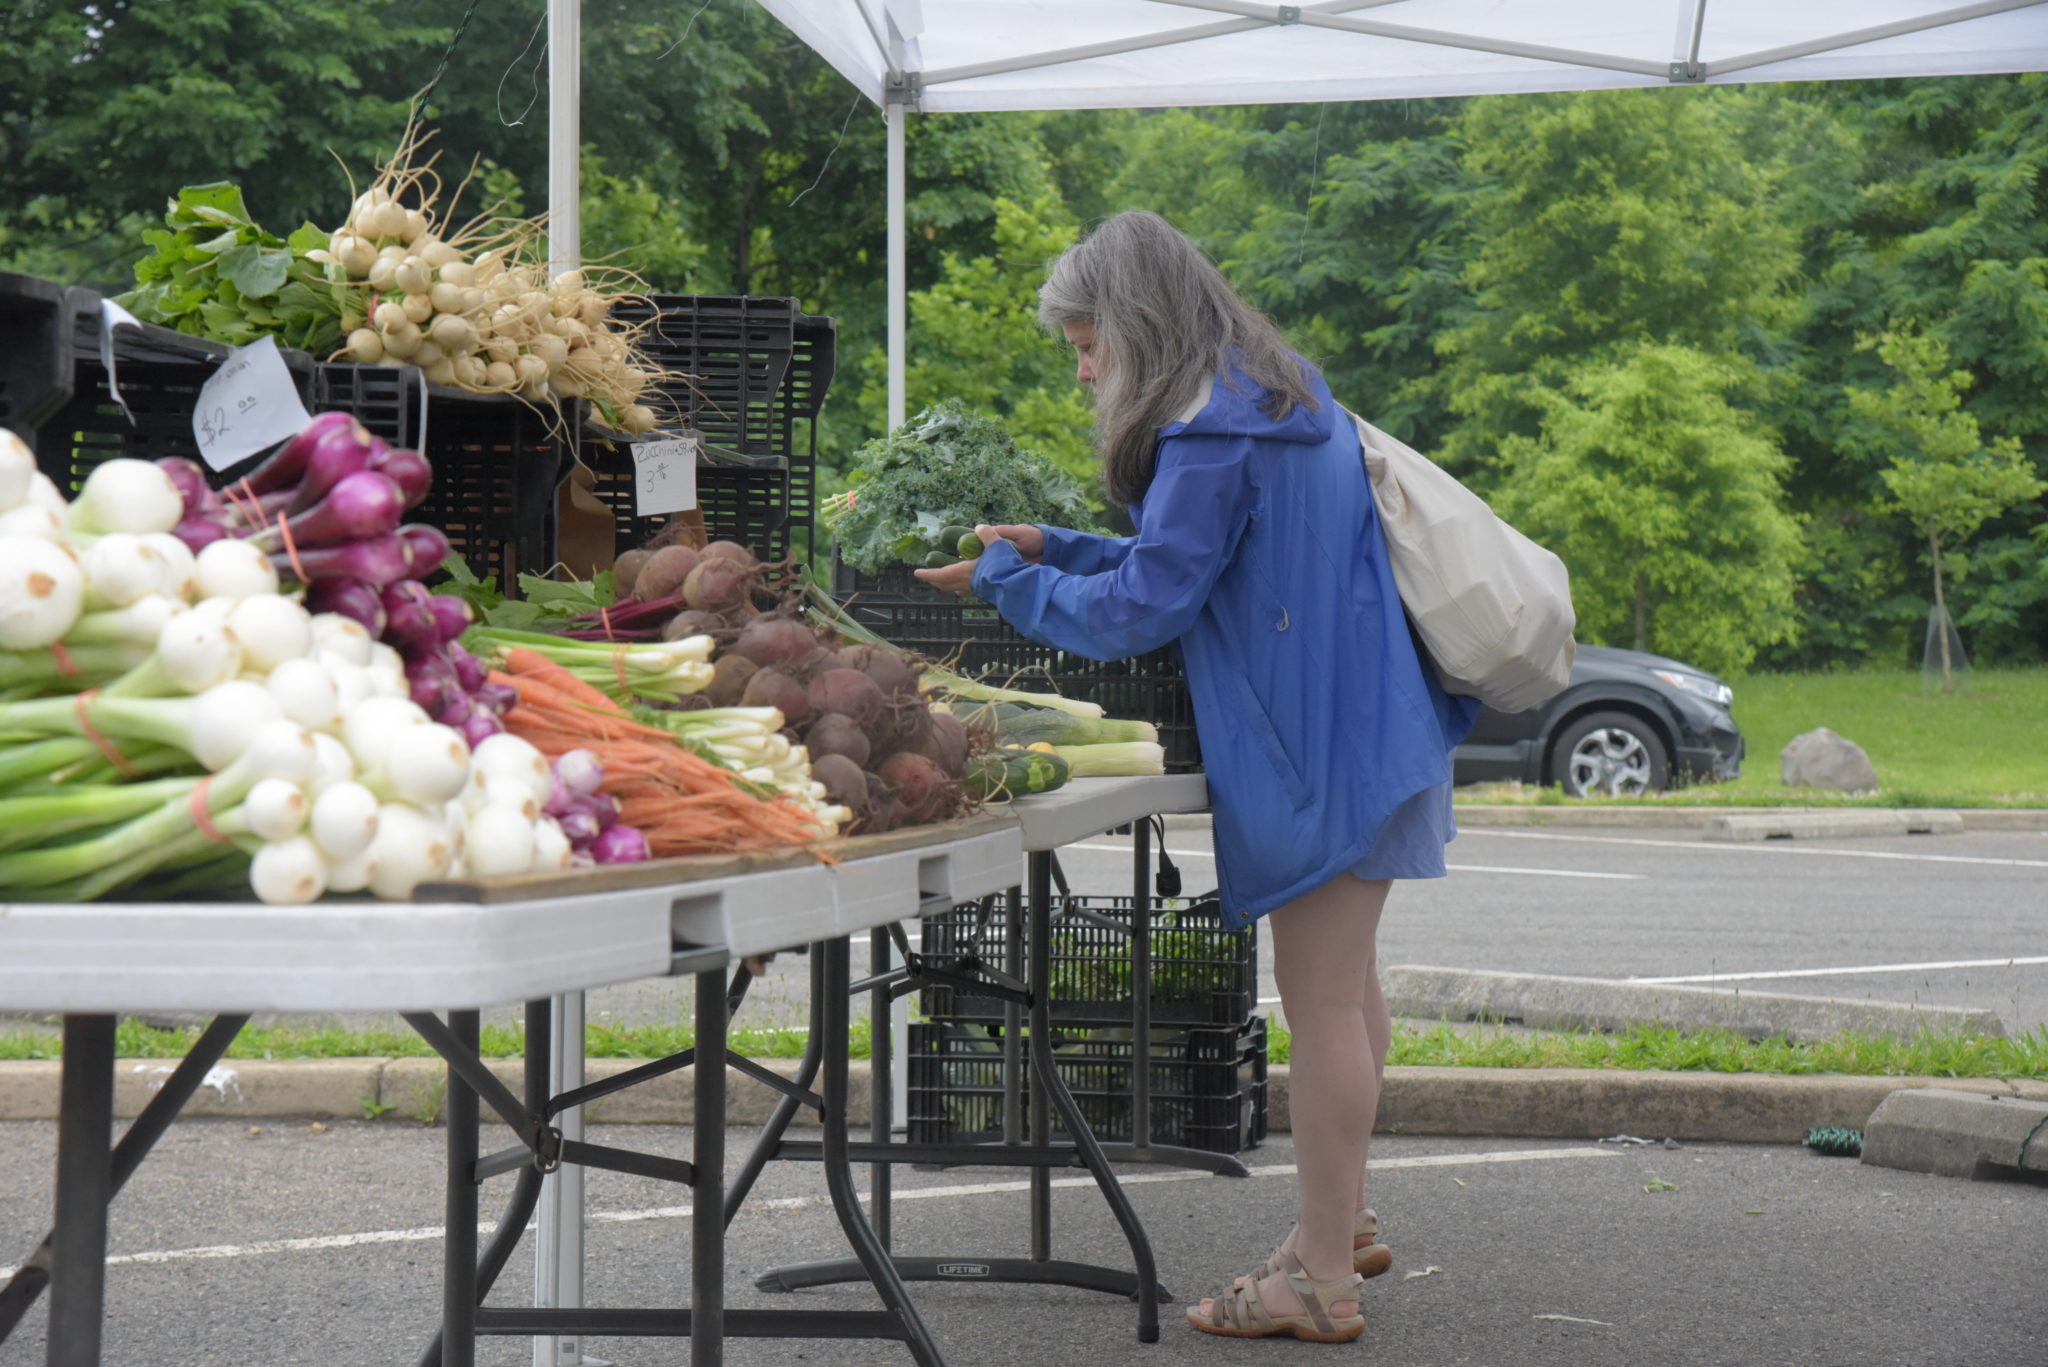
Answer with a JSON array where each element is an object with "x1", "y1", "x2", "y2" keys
[{"x1": 972, "y1": 363, "x2": 1480, "y2": 928}]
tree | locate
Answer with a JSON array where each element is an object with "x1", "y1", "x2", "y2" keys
[
  {"x1": 1495, "y1": 345, "x2": 1802, "y2": 676},
  {"x1": 1764, "y1": 75, "x2": 2048, "y2": 667},
  {"x1": 1431, "y1": 88, "x2": 1800, "y2": 482},
  {"x1": 0, "y1": 0, "x2": 445, "y2": 288},
  {"x1": 1843, "y1": 329, "x2": 2046, "y2": 691}
]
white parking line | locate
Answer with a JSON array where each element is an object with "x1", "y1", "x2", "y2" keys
[
  {"x1": 1461, "y1": 828, "x2": 2048, "y2": 869},
  {"x1": 1068, "y1": 843, "x2": 1641, "y2": 881},
  {"x1": 0, "y1": 1147, "x2": 1612, "y2": 1279},
  {"x1": 1446, "y1": 863, "x2": 1643, "y2": 881},
  {"x1": 1635, "y1": 955, "x2": 2048, "y2": 984}
]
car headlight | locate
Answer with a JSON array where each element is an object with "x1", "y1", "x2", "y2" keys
[{"x1": 1652, "y1": 669, "x2": 1734, "y2": 708}]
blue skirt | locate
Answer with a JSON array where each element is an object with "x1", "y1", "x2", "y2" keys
[{"x1": 1349, "y1": 780, "x2": 1457, "y2": 881}]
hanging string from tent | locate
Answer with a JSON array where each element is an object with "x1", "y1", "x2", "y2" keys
[
  {"x1": 788, "y1": 97, "x2": 867, "y2": 210},
  {"x1": 1296, "y1": 104, "x2": 1327, "y2": 265},
  {"x1": 658, "y1": 0, "x2": 721, "y2": 60},
  {"x1": 497, "y1": 5, "x2": 552, "y2": 127}
]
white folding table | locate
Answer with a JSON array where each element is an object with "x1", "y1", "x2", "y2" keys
[{"x1": 0, "y1": 814, "x2": 1023, "y2": 1367}]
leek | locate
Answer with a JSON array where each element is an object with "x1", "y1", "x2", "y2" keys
[
  {"x1": 940, "y1": 700, "x2": 1156, "y2": 748},
  {"x1": 1054, "y1": 742, "x2": 1166, "y2": 777}
]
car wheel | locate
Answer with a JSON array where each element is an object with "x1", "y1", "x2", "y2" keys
[{"x1": 1549, "y1": 710, "x2": 1670, "y2": 798}]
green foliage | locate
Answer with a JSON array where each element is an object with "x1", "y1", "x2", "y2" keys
[
  {"x1": 119, "y1": 182, "x2": 352, "y2": 353},
  {"x1": 1495, "y1": 344, "x2": 1802, "y2": 676},
  {"x1": 1434, "y1": 88, "x2": 1800, "y2": 478},
  {"x1": 6, "y1": 21, "x2": 2047, "y2": 669},
  {"x1": 1378, "y1": 1020, "x2": 2048, "y2": 1079},
  {"x1": 828, "y1": 401, "x2": 1094, "y2": 574},
  {"x1": 1845, "y1": 328, "x2": 2045, "y2": 583},
  {"x1": 0, "y1": 0, "x2": 444, "y2": 290},
  {"x1": 854, "y1": 195, "x2": 1098, "y2": 485}
]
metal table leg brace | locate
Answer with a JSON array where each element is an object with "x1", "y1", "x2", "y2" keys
[
  {"x1": 417, "y1": 936, "x2": 944, "y2": 1366},
  {"x1": 750, "y1": 835, "x2": 1248, "y2": 1342},
  {"x1": 0, "y1": 1013, "x2": 250, "y2": 1367}
]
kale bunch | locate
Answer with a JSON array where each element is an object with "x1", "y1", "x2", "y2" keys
[{"x1": 827, "y1": 401, "x2": 1095, "y2": 573}]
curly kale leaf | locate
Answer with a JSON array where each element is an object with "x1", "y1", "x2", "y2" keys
[{"x1": 832, "y1": 402, "x2": 1096, "y2": 573}]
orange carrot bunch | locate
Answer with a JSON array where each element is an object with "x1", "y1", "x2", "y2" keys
[{"x1": 492, "y1": 648, "x2": 828, "y2": 857}]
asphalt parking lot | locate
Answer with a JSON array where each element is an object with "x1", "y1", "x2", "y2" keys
[{"x1": 3, "y1": 1120, "x2": 2044, "y2": 1367}]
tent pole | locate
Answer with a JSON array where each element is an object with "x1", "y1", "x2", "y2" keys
[
  {"x1": 540, "y1": 7, "x2": 587, "y2": 1367},
  {"x1": 548, "y1": 0, "x2": 583, "y2": 276},
  {"x1": 886, "y1": 95, "x2": 907, "y2": 432}
]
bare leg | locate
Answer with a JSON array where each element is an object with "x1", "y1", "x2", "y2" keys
[
  {"x1": 1203, "y1": 873, "x2": 1389, "y2": 1321},
  {"x1": 1359, "y1": 941, "x2": 1392, "y2": 1212}
]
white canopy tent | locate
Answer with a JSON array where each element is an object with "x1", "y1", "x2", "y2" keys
[{"x1": 742, "y1": 0, "x2": 2048, "y2": 426}]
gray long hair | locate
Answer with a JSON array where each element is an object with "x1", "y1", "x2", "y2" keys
[{"x1": 1037, "y1": 211, "x2": 1318, "y2": 507}]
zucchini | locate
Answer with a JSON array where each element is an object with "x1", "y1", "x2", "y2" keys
[{"x1": 963, "y1": 747, "x2": 1071, "y2": 801}]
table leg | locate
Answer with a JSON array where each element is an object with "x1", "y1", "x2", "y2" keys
[
  {"x1": 2, "y1": 1014, "x2": 247, "y2": 1347},
  {"x1": 692, "y1": 967, "x2": 726, "y2": 1367},
  {"x1": 870, "y1": 924, "x2": 892, "y2": 1248},
  {"x1": 819, "y1": 936, "x2": 945, "y2": 1367},
  {"x1": 1028, "y1": 856, "x2": 1162, "y2": 1343},
  {"x1": 1132, "y1": 819, "x2": 1153, "y2": 1153},
  {"x1": 442, "y1": 1010, "x2": 480, "y2": 1367},
  {"x1": 1002, "y1": 885, "x2": 1023, "y2": 1149},
  {"x1": 1027, "y1": 857, "x2": 1054, "y2": 1263},
  {"x1": 45, "y1": 1014, "x2": 114, "y2": 1367}
]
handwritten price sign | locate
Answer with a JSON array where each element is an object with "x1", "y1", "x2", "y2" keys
[
  {"x1": 633, "y1": 436, "x2": 699, "y2": 518},
  {"x1": 191, "y1": 336, "x2": 314, "y2": 472}
]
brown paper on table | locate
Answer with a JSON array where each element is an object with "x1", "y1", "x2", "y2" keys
[{"x1": 553, "y1": 459, "x2": 617, "y2": 579}]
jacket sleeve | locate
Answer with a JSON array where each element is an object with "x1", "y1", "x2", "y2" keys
[
  {"x1": 971, "y1": 435, "x2": 1254, "y2": 662},
  {"x1": 1036, "y1": 524, "x2": 1133, "y2": 577}
]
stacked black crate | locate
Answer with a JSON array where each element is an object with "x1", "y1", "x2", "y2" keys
[
  {"x1": 908, "y1": 894, "x2": 1269, "y2": 1156},
  {"x1": 583, "y1": 295, "x2": 835, "y2": 563},
  {"x1": 8, "y1": 272, "x2": 567, "y2": 592}
]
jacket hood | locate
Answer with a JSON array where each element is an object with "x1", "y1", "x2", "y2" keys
[{"x1": 1171, "y1": 358, "x2": 1336, "y2": 447}]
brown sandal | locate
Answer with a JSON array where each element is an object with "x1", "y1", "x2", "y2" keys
[{"x1": 1190, "y1": 1250, "x2": 1366, "y2": 1343}]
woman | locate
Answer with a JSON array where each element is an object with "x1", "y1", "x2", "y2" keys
[{"x1": 915, "y1": 210, "x2": 1478, "y2": 1344}]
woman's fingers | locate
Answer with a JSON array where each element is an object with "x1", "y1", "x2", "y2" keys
[
  {"x1": 913, "y1": 560, "x2": 979, "y2": 595},
  {"x1": 978, "y1": 523, "x2": 1045, "y2": 561}
]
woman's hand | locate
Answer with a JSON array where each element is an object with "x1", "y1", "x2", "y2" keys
[
  {"x1": 914, "y1": 559, "x2": 978, "y2": 594},
  {"x1": 914, "y1": 524, "x2": 1045, "y2": 595},
  {"x1": 978, "y1": 523, "x2": 1045, "y2": 562}
]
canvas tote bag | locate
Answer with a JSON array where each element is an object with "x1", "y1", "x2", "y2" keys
[{"x1": 1347, "y1": 409, "x2": 1576, "y2": 713}]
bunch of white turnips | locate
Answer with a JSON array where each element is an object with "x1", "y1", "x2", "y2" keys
[{"x1": 0, "y1": 431, "x2": 574, "y2": 904}]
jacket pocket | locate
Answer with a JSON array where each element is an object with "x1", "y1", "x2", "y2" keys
[{"x1": 1217, "y1": 665, "x2": 1315, "y2": 813}]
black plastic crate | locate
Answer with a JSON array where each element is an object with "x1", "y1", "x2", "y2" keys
[
  {"x1": 920, "y1": 894, "x2": 1255, "y2": 1028},
  {"x1": 834, "y1": 588, "x2": 1201, "y2": 772},
  {"x1": 0, "y1": 272, "x2": 96, "y2": 452},
  {"x1": 19, "y1": 277, "x2": 564, "y2": 592},
  {"x1": 586, "y1": 294, "x2": 835, "y2": 561},
  {"x1": 908, "y1": 1017, "x2": 1267, "y2": 1156}
]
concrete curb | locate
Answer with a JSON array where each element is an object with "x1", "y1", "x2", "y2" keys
[
  {"x1": 1379, "y1": 966, "x2": 2007, "y2": 1044},
  {"x1": 5, "y1": 1059, "x2": 2044, "y2": 1146},
  {"x1": 1703, "y1": 810, "x2": 1964, "y2": 840},
  {"x1": 1165, "y1": 806, "x2": 2048, "y2": 831}
]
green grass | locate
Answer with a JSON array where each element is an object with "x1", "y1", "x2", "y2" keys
[
  {"x1": 3, "y1": 1017, "x2": 2041, "y2": 1080},
  {"x1": 0, "y1": 1018, "x2": 861, "y2": 1063},
  {"x1": 1352, "y1": 1021, "x2": 2047, "y2": 1079},
  {"x1": 1454, "y1": 665, "x2": 2048, "y2": 807}
]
